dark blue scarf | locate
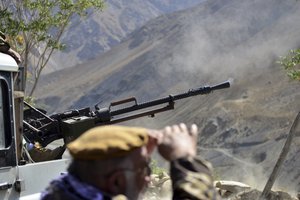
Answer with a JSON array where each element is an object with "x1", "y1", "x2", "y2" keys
[{"x1": 41, "y1": 173, "x2": 106, "y2": 200}]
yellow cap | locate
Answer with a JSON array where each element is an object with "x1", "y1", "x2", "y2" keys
[{"x1": 67, "y1": 125, "x2": 149, "y2": 160}]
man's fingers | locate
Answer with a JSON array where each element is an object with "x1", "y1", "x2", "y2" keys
[
  {"x1": 147, "y1": 129, "x2": 163, "y2": 144},
  {"x1": 190, "y1": 124, "x2": 199, "y2": 148},
  {"x1": 179, "y1": 123, "x2": 188, "y2": 133},
  {"x1": 164, "y1": 126, "x2": 171, "y2": 133},
  {"x1": 162, "y1": 123, "x2": 198, "y2": 141},
  {"x1": 190, "y1": 124, "x2": 198, "y2": 137},
  {"x1": 171, "y1": 124, "x2": 180, "y2": 133},
  {"x1": 158, "y1": 123, "x2": 199, "y2": 161}
]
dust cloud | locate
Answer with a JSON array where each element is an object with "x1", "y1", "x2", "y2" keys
[
  {"x1": 158, "y1": 0, "x2": 300, "y2": 86},
  {"x1": 155, "y1": 0, "x2": 300, "y2": 195}
]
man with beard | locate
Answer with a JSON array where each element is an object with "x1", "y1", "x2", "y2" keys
[{"x1": 41, "y1": 123, "x2": 220, "y2": 200}]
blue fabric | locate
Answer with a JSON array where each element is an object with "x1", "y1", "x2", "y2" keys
[{"x1": 41, "y1": 173, "x2": 106, "y2": 200}]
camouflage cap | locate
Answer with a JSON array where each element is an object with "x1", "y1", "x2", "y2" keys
[{"x1": 67, "y1": 125, "x2": 149, "y2": 160}]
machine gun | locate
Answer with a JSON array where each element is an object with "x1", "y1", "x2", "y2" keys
[{"x1": 23, "y1": 80, "x2": 230, "y2": 147}]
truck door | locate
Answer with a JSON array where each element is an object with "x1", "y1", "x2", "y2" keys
[{"x1": 0, "y1": 70, "x2": 18, "y2": 199}]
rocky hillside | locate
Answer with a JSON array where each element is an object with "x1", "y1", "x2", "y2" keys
[
  {"x1": 35, "y1": 0, "x2": 300, "y2": 197},
  {"x1": 49, "y1": 0, "x2": 204, "y2": 71}
]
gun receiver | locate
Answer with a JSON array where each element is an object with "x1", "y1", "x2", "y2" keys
[{"x1": 23, "y1": 80, "x2": 230, "y2": 146}]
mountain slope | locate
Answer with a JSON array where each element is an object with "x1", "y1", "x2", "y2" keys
[
  {"x1": 35, "y1": 0, "x2": 300, "y2": 194},
  {"x1": 49, "y1": 0, "x2": 205, "y2": 71}
]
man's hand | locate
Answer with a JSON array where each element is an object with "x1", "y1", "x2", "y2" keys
[{"x1": 158, "y1": 123, "x2": 198, "y2": 161}]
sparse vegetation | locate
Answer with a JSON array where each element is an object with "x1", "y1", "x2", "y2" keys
[
  {"x1": 24, "y1": 96, "x2": 36, "y2": 106},
  {"x1": 278, "y1": 49, "x2": 300, "y2": 81},
  {"x1": 150, "y1": 159, "x2": 167, "y2": 176},
  {"x1": 0, "y1": 0, "x2": 105, "y2": 96}
]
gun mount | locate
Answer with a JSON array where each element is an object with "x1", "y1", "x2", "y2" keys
[
  {"x1": 23, "y1": 81, "x2": 230, "y2": 147},
  {"x1": 0, "y1": 52, "x2": 231, "y2": 199}
]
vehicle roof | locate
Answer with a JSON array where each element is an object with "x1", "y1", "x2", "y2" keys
[{"x1": 0, "y1": 52, "x2": 19, "y2": 72}]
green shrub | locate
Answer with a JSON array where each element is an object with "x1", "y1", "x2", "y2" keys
[{"x1": 278, "y1": 49, "x2": 300, "y2": 81}]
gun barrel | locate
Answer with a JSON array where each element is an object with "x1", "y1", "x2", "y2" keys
[
  {"x1": 109, "y1": 80, "x2": 230, "y2": 117},
  {"x1": 23, "y1": 80, "x2": 231, "y2": 146},
  {"x1": 210, "y1": 80, "x2": 231, "y2": 91}
]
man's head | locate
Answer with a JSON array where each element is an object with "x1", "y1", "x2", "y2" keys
[{"x1": 67, "y1": 125, "x2": 157, "y2": 199}]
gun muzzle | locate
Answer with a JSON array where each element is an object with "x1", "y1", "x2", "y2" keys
[{"x1": 210, "y1": 80, "x2": 231, "y2": 91}]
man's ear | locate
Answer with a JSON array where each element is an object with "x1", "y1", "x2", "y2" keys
[{"x1": 107, "y1": 171, "x2": 126, "y2": 195}]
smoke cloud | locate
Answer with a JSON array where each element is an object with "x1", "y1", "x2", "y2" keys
[{"x1": 155, "y1": 0, "x2": 300, "y2": 195}]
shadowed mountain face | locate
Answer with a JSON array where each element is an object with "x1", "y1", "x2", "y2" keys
[
  {"x1": 49, "y1": 0, "x2": 204, "y2": 71},
  {"x1": 35, "y1": 0, "x2": 300, "y2": 195}
]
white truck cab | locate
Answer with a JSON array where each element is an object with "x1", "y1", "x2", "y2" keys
[{"x1": 0, "y1": 52, "x2": 69, "y2": 200}]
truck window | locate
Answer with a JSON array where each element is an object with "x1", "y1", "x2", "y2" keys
[
  {"x1": 0, "y1": 80, "x2": 5, "y2": 148},
  {"x1": 0, "y1": 79, "x2": 11, "y2": 149},
  {"x1": 0, "y1": 73, "x2": 17, "y2": 167}
]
